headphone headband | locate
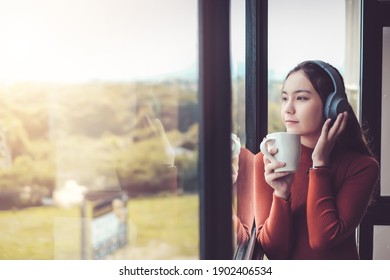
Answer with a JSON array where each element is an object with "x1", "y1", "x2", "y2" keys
[{"x1": 309, "y1": 60, "x2": 346, "y2": 96}]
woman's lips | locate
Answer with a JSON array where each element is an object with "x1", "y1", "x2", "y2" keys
[{"x1": 285, "y1": 120, "x2": 299, "y2": 126}]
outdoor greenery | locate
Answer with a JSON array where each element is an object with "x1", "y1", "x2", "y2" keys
[
  {"x1": 0, "y1": 81, "x2": 199, "y2": 208},
  {"x1": 0, "y1": 78, "x2": 286, "y2": 259},
  {"x1": 0, "y1": 194, "x2": 198, "y2": 259}
]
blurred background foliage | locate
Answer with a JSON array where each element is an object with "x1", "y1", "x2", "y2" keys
[
  {"x1": 0, "y1": 81, "x2": 199, "y2": 209},
  {"x1": 0, "y1": 78, "x2": 284, "y2": 209},
  {"x1": 0, "y1": 79, "x2": 285, "y2": 259}
]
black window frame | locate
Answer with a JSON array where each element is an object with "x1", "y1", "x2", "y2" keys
[
  {"x1": 198, "y1": 0, "x2": 233, "y2": 260},
  {"x1": 198, "y1": 0, "x2": 269, "y2": 260},
  {"x1": 359, "y1": 0, "x2": 390, "y2": 260}
]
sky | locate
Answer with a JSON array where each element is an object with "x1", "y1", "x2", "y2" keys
[
  {"x1": 0, "y1": 0, "x2": 345, "y2": 83},
  {"x1": 268, "y1": 0, "x2": 345, "y2": 79}
]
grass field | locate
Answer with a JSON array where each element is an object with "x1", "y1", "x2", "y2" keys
[{"x1": 0, "y1": 194, "x2": 199, "y2": 260}]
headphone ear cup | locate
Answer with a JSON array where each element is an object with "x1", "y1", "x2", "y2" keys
[
  {"x1": 310, "y1": 60, "x2": 349, "y2": 122},
  {"x1": 325, "y1": 95, "x2": 349, "y2": 121}
]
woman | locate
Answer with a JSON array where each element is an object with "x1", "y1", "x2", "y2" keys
[
  {"x1": 254, "y1": 60, "x2": 379, "y2": 259},
  {"x1": 233, "y1": 147, "x2": 255, "y2": 245}
]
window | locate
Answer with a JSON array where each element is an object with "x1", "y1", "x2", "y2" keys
[
  {"x1": 231, "y1": 0, "x2": 246, "y2": 144},
  {"x1": 267, "y1": 0, "x2": 358, "y2": 133},
  {"x1": 372, "y1": 26, "x2": 390, "y2": 260},
  {"x1": 381, "y1": 27, "x2": 390, "y2": 197},
  {"x1": 231, "y1": 0, "x2": 246, "y2": 252},
  {"x1": 0, "y1": 0, "x2": 199, "y2": 260}
]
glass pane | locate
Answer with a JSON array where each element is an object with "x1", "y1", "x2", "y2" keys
[
  {"x1": 268, "y1": 0, "x2": 360, "y2": 132},
  {"x1": 381, "y1": 27, "x2": 390, "y2": 196},
  {"x1": 0, "y1": 0, "x2": 199, "y2": 260},
  {"x1": 231, "y1": 0, "x2": 246, "y2": 144},
  {"x1": 230, "y1": 0, "x2": 249, "y2": 255},
  {"x1": 373, "y1": 225, "x2": 390, "y2": 259}
]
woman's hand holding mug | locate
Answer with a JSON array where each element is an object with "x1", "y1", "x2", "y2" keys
[{"x1": 260, "y1": 132, "x2": 301, "y2": 200}]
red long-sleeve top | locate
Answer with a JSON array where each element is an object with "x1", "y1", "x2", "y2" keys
[
  {"x1": 235, "y1": 148, "x2": 255, "y2": 244},
  {"x1": 254, "y1": 144, "x2": 379, "y2": 259}
]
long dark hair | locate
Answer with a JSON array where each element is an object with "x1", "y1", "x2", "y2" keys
[{"x1": 285, "y1": 60, "x2": 375, "y2": 158}]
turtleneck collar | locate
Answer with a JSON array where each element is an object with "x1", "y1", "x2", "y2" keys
[{"x1": 300, "y1": 144, "x2": 314, "y2": 165}]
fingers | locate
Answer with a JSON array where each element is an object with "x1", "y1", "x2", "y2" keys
[
  {"x1": 264, "y1": 156, "x2": 285, "y2": 176},
  {"x1": 264, "y1": 161, "x2": 285, "y2": 173},
  {"x1": 328, "y1": 111, "x2": 348, "y2": 139},
  {"x1": 266, "y1": 171, "x2": 291, "y2": 182},
  {"x1": 321, "y1": 111, "x2": 348, "y2": 141},
  {"x1": 320, "y1": 118, "x2": 332, "y2": 139},
  {"x1": 328, "y1": 113, "x2": 342, "y2": 137},
  {"x1": 231, "y1": 133, "x2": 240, "y2": 142},
  {"x1": 263, "y1": 156, "x2": 289, "y2": 184},
  {"x1": 262, "y1": 147, "x2": 278, "y2": 163},
  {"x1": 336, "y1": 111, "x2": 348, "y2": 136},
  {"x1": 262, "y1": 146, "x2": 283, "y2": 173},
  {"x1": 262, "y1": 145, "x2": 285, "y2": 175}
]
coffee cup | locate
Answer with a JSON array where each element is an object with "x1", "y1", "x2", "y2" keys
[
  {"x1": 231, "y1": 133, "x2": 241, "y2": 158},
  {"x1": 260, "y1": 132, "x2": 301, "y2": 172}
]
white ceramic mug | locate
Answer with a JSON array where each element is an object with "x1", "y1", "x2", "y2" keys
[
  {"x1": 231, "y1": 133, "x2": 241, "y2": 158},
  {"x1": 260, "y1": 132, "x2": 301, "y2": 172}
]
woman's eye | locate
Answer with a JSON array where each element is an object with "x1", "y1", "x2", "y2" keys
[
  {"x1": 281, "y1": 96, "x2": 288, "y2": 102},
  {"x1": 297, "y1": 96, "x2": 308, "y2": 101}
]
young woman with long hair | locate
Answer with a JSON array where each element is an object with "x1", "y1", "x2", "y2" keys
[{"x1": 254, "y1": 60, "x2": 379, "y2": 259}]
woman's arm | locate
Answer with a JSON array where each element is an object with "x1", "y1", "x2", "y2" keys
[
  {"x1": 254, "y1": 153, "x2": 294, "y2": 259},
  {"x1": 235, "y1": 148, "x2": 254, "y2": 244},
  {"x1": 306, "y1": 154, "x2": 379, "y2": 251}
]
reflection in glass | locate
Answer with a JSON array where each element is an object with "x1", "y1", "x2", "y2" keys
[
  {"x1": 381, "y1": 27, "x2": 390, "y2": 196},
  {"x1": 344, "y1": 0, "x2": 361, "y2": 117},
  {"x1": 0, "y1": 0, "x2": 199, "y2": 259},
  {"x1": 230, "y1": 0, "x2": 252, "y2": 256},
  {"x1": 233, "y1": 145, "x2": 254, "y2": 248},
  {"x1": 373, "y1": 226, "x2": 390, "y2": 259}
]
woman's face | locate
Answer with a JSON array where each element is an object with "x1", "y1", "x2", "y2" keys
[{"x1": 280, "y1": 70, "x2": 325, "y2": 147}]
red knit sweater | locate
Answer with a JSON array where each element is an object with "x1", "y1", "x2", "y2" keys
[
  {"x1": 254, "y1": 144, "x2": 379, "y2": 259},
  {"x1": 235, "y1": 148, "x2": 255, "y2": 244}
]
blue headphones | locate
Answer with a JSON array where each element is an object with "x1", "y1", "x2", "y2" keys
[{"x1": 309, "y1": 60, "x2": 349, "y2": 121}]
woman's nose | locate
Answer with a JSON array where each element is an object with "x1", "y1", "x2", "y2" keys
[{"x1": 283, "y1": 100, "x2": 295, "y2": 114}]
